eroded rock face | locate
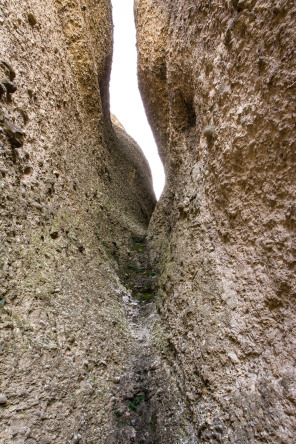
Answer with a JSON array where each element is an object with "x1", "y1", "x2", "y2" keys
[
  {"x1": 136, "y1": 0, "x2": 296, "y2": 442},
  {"x1": 0, "y1": 1, "x2": 156, "y2": 442}
]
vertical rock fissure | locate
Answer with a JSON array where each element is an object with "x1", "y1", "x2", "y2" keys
[{"x1": 110, "y1": 236, "x2": 196, "y2": 443}]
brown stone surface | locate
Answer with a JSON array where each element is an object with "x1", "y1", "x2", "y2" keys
[
  {"x1": 0, "y1": 1, "x2": 156, "y2": 442},
  {"x1": 1, "y1": 0, "x2": 296, "y2": 442},
  {"x1": 136, "y1": 0, "x2": 296, "y2": 442}
]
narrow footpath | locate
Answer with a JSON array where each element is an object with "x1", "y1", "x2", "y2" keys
[{"x1": 110, "y1": 236, "x2": 196, "y2": 444}]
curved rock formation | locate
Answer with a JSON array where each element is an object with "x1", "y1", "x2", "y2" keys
[
  {"x1": 1, "y1": 0, "x2": 296, "y2": 442},
  {"x1": 136, "y1": 0, "x2": 296, "y2": 442},
  {"x1": 0, "y1": 1, "x2": 156, "y2": 442}
]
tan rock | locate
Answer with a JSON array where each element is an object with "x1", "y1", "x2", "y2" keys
[
  {"x1": 136, "y1": 0, "x2": 296, "y2": 441},
  {"x1": 0, "y1": 0, "x2": 155, "y2": 442}
]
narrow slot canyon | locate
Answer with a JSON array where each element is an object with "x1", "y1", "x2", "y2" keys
[
  {"x1": 111, "y1": 236, "x2": 194, "y2": 443},
  {"x1": 0, "y1": 1, "x2": 295, "y2": 443}
]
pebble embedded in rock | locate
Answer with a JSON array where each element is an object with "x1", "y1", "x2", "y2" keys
[
  {"x1": 0, "y1": 61, "x2": 16, "y2": 80},
  {"x1": 0, "y1": 81, "x2": 6, "y2": 96},
  {"x1": 113, "y1": 376, "x2": 121, "y2": 384},
  {"x1": 31, "y1": 201, "x2": 43, "y2": 210},
  {"x1": 0, "y1": 107, "x2": 5, "y2": 123},
  {"x1": 203, "y1": 125, "x2": 215, "y2": 138},
  {"x1": 3, "y1": 119, "x2": 24, "y2": 147},
  {"x1": 28, "y1": 13, "x2": 37, "y2": 27},
  {"x1": 19, "y1": 426, "x2": 31, "y2": 436},
  {"x1": 215, "y1": 424, "x2": 224, "y2": 433},
  {"x1": 0, "y1": 394, "x2": 8, "y2": 404},
  {"x1": 150, "y1": 361, "x2": 159, "y2": 370},
  {"x1": 228, "y1": 352, "x2": 240, "y2": 364},
  {"x1": 1, "y1": 78, "x2": 17, "y2": 94},
  {"x1": 72, "y1": 433, "x2": 82, "y2": 443}
]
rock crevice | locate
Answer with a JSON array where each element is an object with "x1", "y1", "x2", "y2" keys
[{"x1": 1, "y1": 0, "x2": 296, "y2": 443}]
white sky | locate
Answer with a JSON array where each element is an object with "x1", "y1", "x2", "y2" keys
[{"x1": 110, "y1": 0, "x2": 165, "y2": 199}]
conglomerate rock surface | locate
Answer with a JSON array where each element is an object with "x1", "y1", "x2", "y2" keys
[
  {"x1": 1, "y1": 0, "x2": 296, "y2": 443},
  {"x1": 0, "y1": 1, "x2": 158, "y2": 442},
  {"x1": 135, "y1": 0, "x2": 296, "y2": 442}
]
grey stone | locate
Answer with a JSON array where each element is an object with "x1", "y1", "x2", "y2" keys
[
  {"x1": 72, "y1": 433, "x2": 82, "y2": 443},
  {"x1": 19, "y1": 426, "x2": 31, "y2": 436},
  {"x1": 0, "y1": 394, "x2": 8, "y2": 404},
  {"x1": 31, "y1": 202, "x2": 43, "y2": 210}
]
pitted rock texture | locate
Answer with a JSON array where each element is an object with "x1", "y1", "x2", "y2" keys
[
  {"x1": 136, "y1": 0, "x2": 296, "y2": 442},
  {"x1": 0, "y1": 1, "x2": 156, "y2": 443}
]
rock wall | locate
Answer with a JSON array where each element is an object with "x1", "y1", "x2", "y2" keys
[
  {"x1": 0, "y1": 1, "x2": 156, "y2": 443},
  {"x1": 2, "y1": 0, "x2": 296, "y2": 442},
  {"x1": 136, "y1": 0, "x2": 296, "y2": 442}
]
